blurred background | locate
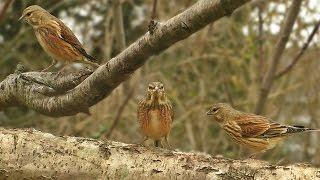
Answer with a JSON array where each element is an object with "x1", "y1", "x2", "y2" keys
[{"x1": 0, "y1": 0, "x2": 320, "y2": 166}]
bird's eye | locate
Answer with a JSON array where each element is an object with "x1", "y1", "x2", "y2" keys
[
  {"x1": 26, "y1": 12, "x2": 32, "y2": 16},
  {"x1": 148, "y1": 86, "x2": 154, "y2": 90},
  {"x1": 159, "y1": 85, "x2": 164, "y2": 89},
  {"x1": 211, "y1": 107, "x2": 220, "y2": 112}
]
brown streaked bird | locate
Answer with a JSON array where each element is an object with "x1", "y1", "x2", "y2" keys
[
  {"x1": 137, "y1": 82, "x2": 174, "y2": 148},
  {"x1": 207, "y1": 103, "x2": 320, "y2": 155},
  {"x1": 19, "y1": 5, "x2": 99, "y2": 72}
]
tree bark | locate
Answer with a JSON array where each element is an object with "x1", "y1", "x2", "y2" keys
[
  {"x1": 0, "y1": 128, "x2": 319, "y2": 179},
  {"x1": 0, "y1": 0, "x2": 250, "y2": 117}
]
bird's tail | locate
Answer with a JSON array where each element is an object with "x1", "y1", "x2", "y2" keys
[
  {"x1": 262, "y1": 124, "x2": 320, "y2": 138},
  {"x1": 286, "y1": 125, "x2": 320, "y2": 134},
  {"x1": 84, "y1": 53, "x2": 97, "y2": 63},
  {"x1": 83, "y1": 52, "x2": 100, "y2": 68},
  {"x1": 154, "y1": 140, "x2": 161, "y2": 147}
]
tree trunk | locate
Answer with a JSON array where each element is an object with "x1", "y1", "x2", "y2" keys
[{"x1": 0, "y1": 128, "x2": 319, "y2": 179}]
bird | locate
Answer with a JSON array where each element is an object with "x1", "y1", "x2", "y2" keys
[
  {"x1": 137, "y1": 82, "x2": 174, "y2": 148},
  {"x1": 19, "y1": 5, "x2": 99, "y2": 72},
  {"x1": 206, "y1": 103, "x2": 320, "y2": 155}
]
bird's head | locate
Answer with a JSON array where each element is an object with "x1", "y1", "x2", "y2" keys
[
  {"x1": 19, "y1": 5, "x2": 49, "y2": 27},
  {"x1": 146, "y1": 82, "x2": 166, "y2": 104},
  {"x1": 206, "y1": 103, "x2": 236, "y2": 123}
]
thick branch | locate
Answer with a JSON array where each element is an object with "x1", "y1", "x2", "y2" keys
[
  {"x1": 254, "y1": 0, "x2": 302, "y2": 114},
  {"x1": 0, "y1": 0, "x2": 250, "y2": 117},
  {"x1": 0, "y1": 128, "x2": 319, "y2": 179}
]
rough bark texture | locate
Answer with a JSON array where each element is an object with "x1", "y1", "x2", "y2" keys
[
  {"x1": 0, "y1": 128, "x2": 319, "y2": 179},
  {"x1": 0, "y1": 0, "x2": 250, "y2": 117}
]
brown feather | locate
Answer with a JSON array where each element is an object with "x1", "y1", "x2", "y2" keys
[
  {"x1": 235, "y1": 113, "x2": 270, "y2": 138},
  {"x1": 55, "y1": 19, "x2": 98, "y2": 63},
  {"x1": 137, "y1": 99, "x2": 173, "y2": 140}
]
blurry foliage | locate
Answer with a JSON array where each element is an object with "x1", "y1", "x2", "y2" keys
[{"x1": 0, "y1": 0, "x2": 320, "y2": 166}]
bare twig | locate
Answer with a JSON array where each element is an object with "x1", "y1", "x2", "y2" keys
[
  {"x1": 254, "y1": 0, "x2": 302, "y2": 114},
  {"x1": 151, "y1": 0, "x2": 158, "y2": 21},
  {"x1": 112, "y1": 0, "x2": 126, "y2": 52},
  {"x1": 104, "y1": 88, "x2": 135, "y2": 138},
  {"x1": 257, "y1": 1, "x2": 264, "y2": 82},
  {"x1": 275, "y1": 19, "x2": 320, "y2": 78},
  {"x1": 0, "y1": 0, "x2": 13, "y2": 23}
]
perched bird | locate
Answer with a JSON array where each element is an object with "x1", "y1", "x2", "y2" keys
[
  {"x1": 207, "y1": 103, "x2": 320, "y2": 154},
  {"x1": 19, "y1": 5, "x2": 99, "y2": 72},
  {"x1": 137, "y1": 82, "x2": 174, "y2": 148}
]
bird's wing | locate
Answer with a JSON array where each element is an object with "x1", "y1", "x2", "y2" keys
[
  {"x1": 167, "y1": 100, "x2": 174, "y2": 121},
  {"x1": 54, "y1": 19, "x2": 96, "y2": 62},
  {"x1": 164, "y1": 102, "x2": 174, "y2": 123},
  {"x1": 137, "y1": 100, "x2": 150, "y2": 127},
  {"x1": 235, "y1": 113, "x2": 271, "y2": 138}
]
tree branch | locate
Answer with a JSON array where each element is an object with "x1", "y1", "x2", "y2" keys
[
  {"x1": 104, "y1": 87, "x2": 135, "y2": 138},
  {"x1": 113, "y1": 0, "x2": 126, "y2": 52},
  {"x1": 0, "y1": 128, "x2": 319, "y2": 179},
  {"x1": 275, "y1": 18, "x2": 320, "y2": 78},
  {"x1": 254, "y1": 0, "x2": 302, "y2": 114},
  {"x1": 0, "y1": 0, "x2": 13, "y2": 23},
  {"x1": 257, "y1": 1, "x2": 265, "y2": 82},
  {"x1": 0, "y1": 0, "x2": 250, "y2": 117}
]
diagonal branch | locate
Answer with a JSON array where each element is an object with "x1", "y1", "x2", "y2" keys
[
  {"x1": 0, "y1": 0, "x2": 250, "y2": 117},
  {"x1": 254, "y1": 0, "x2": 302, "y2": 114},
  {"x1": 275, "y1": 18, "x2": 320, "y2": 79}
]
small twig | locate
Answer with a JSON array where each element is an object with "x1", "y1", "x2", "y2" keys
[
  {"x1": 104, "y1": 88, "x2": 135, "y2": 138},
  {"x1": 148, "y1": 0, "x2": 158, "y2": 34},
  {"x1": 0, "y1": 0, "x2": 13, "y2": 23},
  {"x1": 222, "y1": 77, "x2": 234, "y2": 107},
  {"x1": 151, "y1": 0, "x2": 158, "y2": 21},
  {"x1": 257, "y1": 2, "x2": 264, "y2": 82},
  {"x1": 254, "y1": 0, "x2": 302, "y2": 114},
  {"x1": 275, "y1": 19, "x2": 320, "y2": 78}
]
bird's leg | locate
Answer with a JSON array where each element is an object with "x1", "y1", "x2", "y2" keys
[
  {"x1": 248, "y1": 150, "x2": 264, "y2": 159},
  {"x1": 41, "y1": 58, "x2": 57, "y2": 72},
  {"x1": 154, "y1": 140, "x2": 161, "y2": 148},
  {"x1": 56, "y1": 63, "x2": 70, "y2": 77},
  {"x1": 163, "y1": 136, "x2": 172, "y2": 149},
  {"x1": 140, "y1": 136, "x2": 148, "y2": 146}
]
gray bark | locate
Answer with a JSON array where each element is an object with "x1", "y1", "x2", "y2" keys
[
  {"x1": 0, "y1": 0, "x2": 250, "y2": 117},
  {"x1": 0, "y1": 128, "x2": 319, "y2": 179}
]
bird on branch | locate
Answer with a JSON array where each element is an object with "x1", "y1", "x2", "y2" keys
[
  {"x1": 19, "y1": 5, "x2": 100, "y2": 72},
  {"x1": 207, "y1": 103, "x2": 320, "y2": 156},
  {"x1": 137, "y1": 82, "x2": 174, "y2": 148}
]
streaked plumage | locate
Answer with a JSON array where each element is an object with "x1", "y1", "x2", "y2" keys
[
  {"x1": 137, "y1": 82, "x2": 173, "y2": 147},
  {"x1": 207, "y1": 103, "x2": 320, "y2": 153},
  {"x1": 20, "y1": 5, "x2": 99, "y2": 72}
]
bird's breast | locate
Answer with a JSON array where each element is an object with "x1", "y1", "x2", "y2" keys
[
  {"x1": 150, "y1": 110, "x2": 160, "y2": 129},
  {"x1": 141, "y1": 106, "x2": 172, "y2": 140}
]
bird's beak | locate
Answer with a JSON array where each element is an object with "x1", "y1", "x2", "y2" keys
[
  {"x1": 206, "y1": 109, "x2": 213, "y2": 115},
  {"x1": 18, "y1": 15, "x2": 24, "y2": 21}
]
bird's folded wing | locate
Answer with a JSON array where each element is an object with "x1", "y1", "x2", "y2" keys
[
  {"x1": 167, "y1": 101, "x2": 174, "y2": 121},
  {"x1": 137, "y1": 100, "x2": 150, "y2": 126},
  {"x1": 235, "y1": 113, "x2": 271, "y2": 138},
  {"x1": 54, "y1": 19, "x2": 91, "y2": 60}
]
